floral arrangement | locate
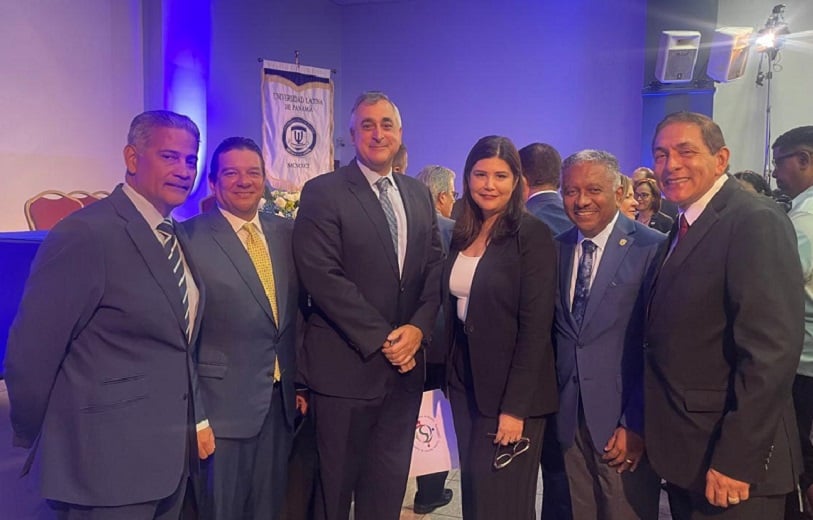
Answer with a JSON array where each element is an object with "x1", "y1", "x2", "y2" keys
[{"x1": 261, "y1": 189, "x2": 300, "y2": 219}]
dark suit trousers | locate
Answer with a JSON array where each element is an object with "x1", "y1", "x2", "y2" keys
[
  {"x1": 49, "y1": 475, "x2": 189, "y2": 520},
  {"x1": 786, "y1": 373, "x2": 813, "y2": 519},
  {"x1": 449, "y1": 335, "x2": 545, "y2": 520},
  {"x1": 666, "y1": 483, "x2": 785, "y2": 520},
  {"x1": 311, "y1": 380, "x2": 422, "y2": 520},
  {"x1": 540, "y1": 412, "x2": 573, "y2": 520},
  {"x1": 201, "y1": 385, "x2": 292, "y2": 520}
]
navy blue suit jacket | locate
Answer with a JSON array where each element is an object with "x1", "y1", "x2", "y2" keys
[
  {"x1": 5, "y1": 185, "x2": 204, "y2": 506},
  {"x1": 526, "y1": 191, "x2": 572, "y2": 236},
  {"x1": 554, "y1": 214, "x2": 665, "y2": 452},
  {"x1": 182, "y1": 209, "x2": 299, "y2": 438}
]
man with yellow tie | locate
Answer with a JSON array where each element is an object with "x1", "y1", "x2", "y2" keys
[{"x1": 182, "y1": 136, "x2": 302, "y2": 519}]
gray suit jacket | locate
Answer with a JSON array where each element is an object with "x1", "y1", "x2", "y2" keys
[
  {"x1": 182, "y1": 209, "x2": 299, "y2": 438},
  {"x1": 554, "y1": 214, "x2": 665, "y2": 451},
  {"x1": 5, "y1": 185, "x2": 204, "y2": 506}
]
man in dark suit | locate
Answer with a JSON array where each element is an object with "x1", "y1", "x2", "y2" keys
[
  {"x1": 520, "y1": 142, "x2": 572, "y2": 236},
  {"x1": 412, "y1": 164, "x2": 456, "y2": 514},
  {"x1": 646, "y1": 112, "x2": 803, "y2": 519},
  {"x1": 292, "y1": 91, "x2": 443, "y2": 520},
  {"x1": 182, "y1": 137, "x2": 301, "y2": 519},
  {"x1": 4, "y1": 110, "x2": 211, "y2": 518},
  {"x1": 555, "y1": 150, "x2": 664, "y2": 519}
]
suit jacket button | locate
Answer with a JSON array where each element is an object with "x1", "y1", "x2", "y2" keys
[
  {"x1": 182, "y1": 393, "x2": 188, "y2": 401},
  {"x1": 577, "y1": 343, "x2": 584, "y2": 349},
  {"x1": 466, "y1": 325, "x2": 474, "y2": 334},
  {"x1": 400, "y1": 284, "x2": 406, "y2": 292}
]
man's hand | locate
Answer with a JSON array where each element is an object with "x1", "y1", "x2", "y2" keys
[
  {"x1": 705, "y1": 468, "x2": 750, "y2": 507},
  {"x1": 382, "y1": 324, "x2": 423, "y2": 367},
  {"x1": 602, "y1": 426, "x2": 644, "y2": 473},
  {"x1": 197, "y1": 426, "x2": 216, "y2": 460},
  {"x1": 493, "y1": 413, "x2": 524, "y2": 446}
]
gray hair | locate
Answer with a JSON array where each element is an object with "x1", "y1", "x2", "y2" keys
[
  {"x1": 349, "y1": 91, "x2": 402, "y2": 129},
  {"x1": 416, "y1": 165, "x2": 456, "y2": 200},
  {"x1": 561, "y1": 149, "x2": 621, "y2": 189},
  {"x1": 127, "y1": 110, "x2": 200, "y2": 149}
]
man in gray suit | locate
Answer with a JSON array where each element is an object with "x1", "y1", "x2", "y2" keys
[
  {"x1": 182, "y1": 137, "x2": 301, "y2": 519},
  {"x1": 5, "y1": 110, "x2": 209, "y2": 518},
  {"x1": 555, "y1": 150, "x2": 664, "y2": 519}
]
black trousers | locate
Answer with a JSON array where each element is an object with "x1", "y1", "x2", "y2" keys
[{"x1": 667, "y1": 483, "x2": 785, "y2": 520}]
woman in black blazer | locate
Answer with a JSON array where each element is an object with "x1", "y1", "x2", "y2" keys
[
  {"x1": 444, "y1": 136, "x2": 558, "y2": 519},
  {"x1": 634, "y1": 178, "x2": 673, "y2": 233}
]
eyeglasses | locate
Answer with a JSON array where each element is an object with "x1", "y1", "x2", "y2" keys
[
  {"x1": 772, "y1": 151, "x2": 806, "y2": 167},
  {"x1": 634, "y1": 192, "x2": 652, "y2": 200},
  {"x1": 449, "y1": 190, "x2": 460, "y2": 200},
  {"x1": 488, "y1": 434, "x2": 531, "y2": 469}
]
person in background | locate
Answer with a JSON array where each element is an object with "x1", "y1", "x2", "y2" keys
[
  {"x1": 634, "y1": 178, "x2": 673, "y2": 233},
  {"x1": 293, "y1": 91, "x2": 443, "y2": 520},
  {"x1": 555, "y1": 150, "x2": 664, "y2": 519},
  {"x1": 393, "y1": 143, "x2": 408, "y2": 175},
  {"x1": 646, "y1": 111, "x2": 803, "y2": 519},
  {"x1": 632, "y1": 166, "x2": 679, "y2": 219},
  {"x1": 411, "y1": 164, "x2": 458, "y2": 514},
  {"x1": 182, "y1": 137, "x2": 301, "y2": 519},
  {"x1": 619, "y1": 174, "x2": 638, "y2": 219},
  {"x1": 770, "y1": 125, "x2": 813, "y2": 519},
  {"x1": 5, "y1": 110, "x2": 208, "y2": 518},
  {"x1": 733, "y1": 170, "x2": 772, "y2": 196},
  {"x1": 519, "y1": 142, "x2": 572, "y2": 236},
  {"x1": 445, "y1": 135, "x2": 557, "y2": 519}
]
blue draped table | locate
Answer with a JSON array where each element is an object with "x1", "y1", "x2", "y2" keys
[{"x1": 0, "y1": 231, "x2": 47, "y2": 374}]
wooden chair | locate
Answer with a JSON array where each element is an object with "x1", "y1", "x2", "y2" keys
[
  {"x1": 67, "y1": 190, "x2": 101, "y2": 207},
  {"x1": 24, "y1": 190, "x2": 84, "y2": 230}
]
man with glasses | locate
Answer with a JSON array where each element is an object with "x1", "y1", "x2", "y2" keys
[
  {"x1": 772, "y1": 126, "x2": 813, "y2": 519},
  {"x1": 646, "y1": 112, "x2": 803, "y2": 519},
  {"x1": 555, "y1": 150, "x2": 664, "y2": 519}
]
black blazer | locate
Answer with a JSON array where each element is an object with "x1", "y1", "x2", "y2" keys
[
  {"x1": 646, "y1": 211, "x2": 673, "y2": 234},
  {"x1": 645, "y1": 178, "x2": 803, "y2": 494},
  {"x1": 444, "y1": 213, "x2": 558, "y2": 419},
  {"x1": 292, "y1": 162, "x2": 443, "y2": 399}
]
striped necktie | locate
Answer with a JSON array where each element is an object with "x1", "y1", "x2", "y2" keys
[
  {"x1": 375, "y1": 177, "x2": 399, "y2": 255},
  {"x1": 156, "y1": 219, "x2": 190, "y2": 336},
  {"x1": 243, "y1": 223, "x2": 281, "y2": 381},
  {"x1": 571, "y1": 239, "x2": 596, "y2": 326}
]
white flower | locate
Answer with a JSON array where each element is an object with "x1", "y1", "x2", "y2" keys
[{"x1": 274, "y1": 196, "x2": 286, "y2": 208}]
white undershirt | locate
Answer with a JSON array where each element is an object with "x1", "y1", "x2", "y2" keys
[{"x1": 449, "y1": 252, "x2": 482, "y2": 322}]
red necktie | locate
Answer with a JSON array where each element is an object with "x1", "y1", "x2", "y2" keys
[{"x1": 678, "y1": 214, "x2": 689, "y2": 241}]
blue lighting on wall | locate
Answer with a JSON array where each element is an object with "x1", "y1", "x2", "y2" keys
[{"x1": 162, "y1": 0, "x2": 211, "y2": 200}]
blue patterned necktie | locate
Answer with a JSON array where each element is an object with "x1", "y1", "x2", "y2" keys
[
  {"x1": 157, "y1": 218, "x2": 190, "y2": 336},
  {"x1": 571, "y1": 239, "x2": 597, "y2": 326},
  {"x1": 375, "y1": 177, "x2": 399, "y2": 255}
]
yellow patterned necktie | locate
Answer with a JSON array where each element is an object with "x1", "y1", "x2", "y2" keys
[{"x1": 243, "y1": 223, "x2": 281, "y2": 381}]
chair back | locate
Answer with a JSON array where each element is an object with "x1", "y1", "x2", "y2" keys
[
  {"x1": 67, "y1": 190, "x2": 102, "y2": 207},
  {"x1": 24, "y1": 191, "x2": 84, "y2": 230}
]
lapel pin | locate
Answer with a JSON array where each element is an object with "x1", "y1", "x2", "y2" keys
[{"x1": 619, "y1": 238, "x2": 628, "y2": 246}]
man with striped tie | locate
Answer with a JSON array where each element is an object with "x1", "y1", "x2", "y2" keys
[
  {"x1": 5, "y1": 110, "x2": 208, "y2": 518},
  {"x1": 182, "y1": 137, "x2": 302, "y2": 519}
]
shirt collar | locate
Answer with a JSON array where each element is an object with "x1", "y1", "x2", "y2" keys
[
  {"x1": 577, "y1": 211, "x2": 619, "y2": 251},
  {"x1": 122, "y1": 182, "x2": 168, "y2": 230},
  {"x1": 681, "y1": 174, "x2": 728, "y2": 226},
  {"x1": 357, "y1": 159, "x2": 398, "y2": 192},
  {"x1": 528, "y1": 189, "x2": 560, "y2": 200},
  {"x1": 792, "y1": 184, "x2": 813, "y2": 211},
  {"x1": 218, "y1": 206, "x2": 262, "y2": 234}
]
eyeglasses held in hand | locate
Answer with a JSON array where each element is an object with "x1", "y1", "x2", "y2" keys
[{"x1": 488, "y1": 433, "x2": 531, "y2": 470}]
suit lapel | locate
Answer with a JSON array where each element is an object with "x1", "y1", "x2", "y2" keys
[
  {"x1": 346, "y1": 164, "x2": 400, "y2": 278},
  {"x1": 206, "y1": 210, "x2": 277, "y2": 326},
  {"x1": 262, "y1": 215, "x2": 290, "y2": 328},
  {"x1": 108, "y1": 187, "x2": 189, "y2": 342},
  {"x1": 581, "y1": 217, "x2": 634, "y2": 328},
  {"x1": 557, "y1": 228, "x2": 578, "y2": 330}
]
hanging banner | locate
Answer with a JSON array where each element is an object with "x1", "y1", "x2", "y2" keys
[{"x1": 261, "y1": 60, "x2": 334, "y2": 192}]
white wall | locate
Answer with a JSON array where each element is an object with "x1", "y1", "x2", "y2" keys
[
  {"x1": 0, "y1": 1, "x2": 144, "y2": 231},
  {"x1": 714, "y1": 0, "x2": 813, "y2": 176}
]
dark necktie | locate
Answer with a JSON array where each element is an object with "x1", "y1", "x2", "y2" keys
[
  {"x1": 156, "y1": 219, "x2": 190, "y2": 336},
  {"x1": 678, "y1": 213, "x2": 690, "y2": 241},
  {"x1": 375, "y1": 177, "x2": 399, "y2": 255},
  {"x1": 571, "y1": 239, "x2": 597, "y2": 326}
]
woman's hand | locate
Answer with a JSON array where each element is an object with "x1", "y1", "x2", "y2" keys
[{"x1": 494, "y1": 413, "x2": 524, "y2": 446}]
